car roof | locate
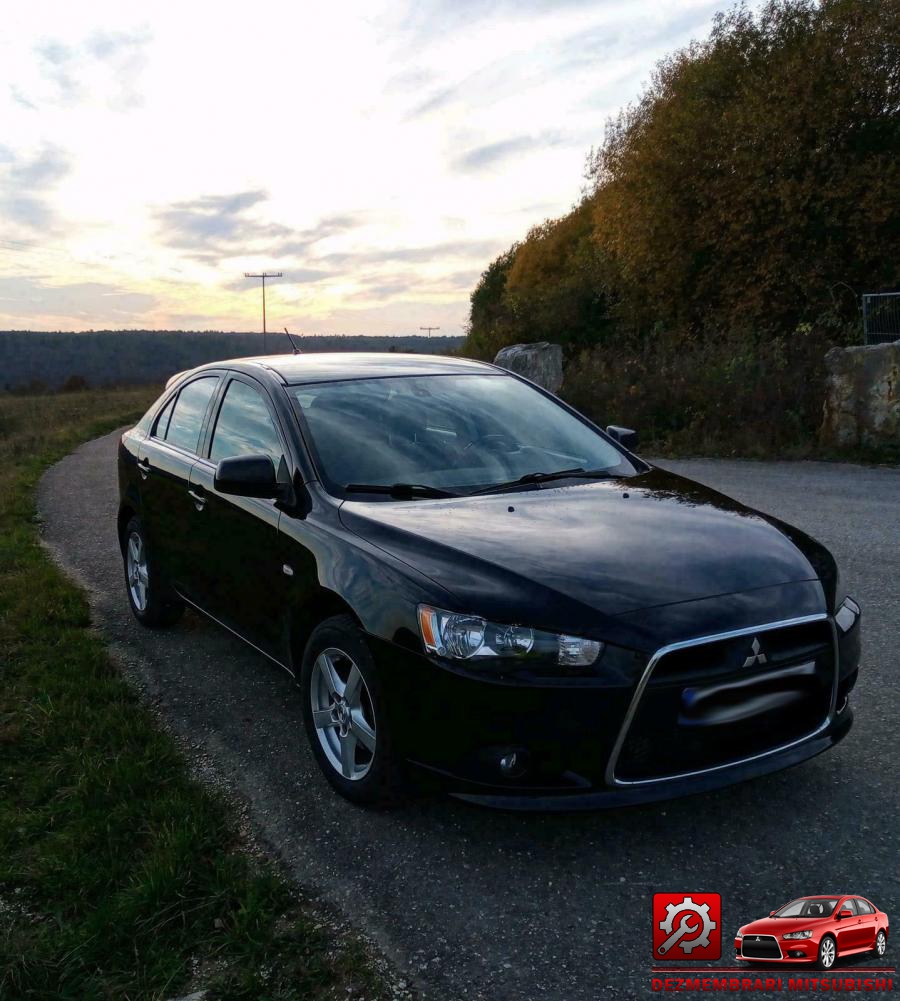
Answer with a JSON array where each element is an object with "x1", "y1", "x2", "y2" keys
[{"x1": 191, "y1": 352, "x2": 500, "y2": 385}]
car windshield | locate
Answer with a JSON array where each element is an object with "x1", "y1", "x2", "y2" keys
[
  {"x1": 289, "y1": 373, "x2": 638, "y2": 496},
  {"x1": 774, "y1": 899, "x2": 839, "y2": 918}
]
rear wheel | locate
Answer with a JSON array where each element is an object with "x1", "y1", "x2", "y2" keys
[
  {"x1": 874, "y1": 929, "x2": 887, "y2": 958},
  {"x1": 300, "y1": 615, "x2": 404, "y2": 805},
  {"x1": 123, "y1": 516, "x2": 184, "y2": 627},
  {"x1": 816, "y1": 935, "x2": 837, "y2": 971}
]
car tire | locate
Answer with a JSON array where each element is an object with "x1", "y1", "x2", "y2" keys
[
  {"x1": 300, "y1": 615, "x2": 405, "y2": 806},
  {"x1": 816, "y1": 934, "x2": 837, "y2": 971},
  {"x1": 873, "y1": 929, "x2": 887, "y2": 958},
  {"x1": 122, "y1": 515, "x2": 184, "y2": 628}
]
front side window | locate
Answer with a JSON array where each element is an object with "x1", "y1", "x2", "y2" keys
[
  {"x1": 289, "y1": 373, "x2": 636, "y2": 495},
  {"x1": 165, "y1": 377, "x2": 218, "y2": 453},
  {"x1": 210, "y1": 379, "x2": 283, "y2": 466},
  {"x1": 840, "y1": 899, "x2": 858, "y2": 916}
]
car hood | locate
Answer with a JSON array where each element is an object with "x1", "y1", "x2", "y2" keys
[
  {"x1": 741, "y1": 916, "x2": 832, "y2": 936},
  {"x1": 338, "y1": 466, "x2": 834, "y2": 636}
]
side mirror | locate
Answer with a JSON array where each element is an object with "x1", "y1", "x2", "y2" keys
[
  {"x1": 214, "y1": 454, "x2": 280, "y2": 499},
  {"x1": 769, "y1": 911, "x2": 776, "y2": 917},
  {"x1": 607, "y1": 425, "x2": 639, "y2": 452},
  {"x1": 838, "y1": 909, "x2": 853, "y2": 921}
]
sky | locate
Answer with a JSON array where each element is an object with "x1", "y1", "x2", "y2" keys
[{"x1": 0, "y1": 0, "x2": 729, "y2": 336}]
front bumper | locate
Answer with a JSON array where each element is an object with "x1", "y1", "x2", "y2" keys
[
  {"x1": 735, "y1": 936, "x2": 817, "y2": 962},
  {"x1": 371, "y1": 600, "x2": 860, "y2": 811}
]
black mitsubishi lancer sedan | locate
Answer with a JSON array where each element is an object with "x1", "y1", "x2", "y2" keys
[{"x1": 117, "y1": 353, "x2": 861, "y2": 808}]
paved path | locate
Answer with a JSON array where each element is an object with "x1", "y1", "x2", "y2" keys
[{"x1": 38, "y1": 435, "x2": 900, "y2": 999}]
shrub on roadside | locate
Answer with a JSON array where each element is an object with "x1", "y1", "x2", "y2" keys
[{"x1": 563, "y1": 322, "x2": 856, "y2": 456}]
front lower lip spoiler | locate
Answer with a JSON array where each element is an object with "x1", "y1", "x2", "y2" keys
[{"x1": 445, "y1": 709, "x2": 851, "y2": 811}]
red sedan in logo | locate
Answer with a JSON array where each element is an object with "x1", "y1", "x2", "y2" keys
[{"x1": 735, "y1": 896, "x2": 889, "y2": 970}]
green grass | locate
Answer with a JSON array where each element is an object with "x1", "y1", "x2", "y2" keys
[{"x1": 0, "y1": 388, "x2": 395, "y2": 1001}]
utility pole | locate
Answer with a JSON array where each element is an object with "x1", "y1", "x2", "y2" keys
[
  {"x1": 419, "y1": 325, "x2": 441, "y2": 336},
  {"x1": 244, "y1": 272, "x2": 283, "y2": 353}
]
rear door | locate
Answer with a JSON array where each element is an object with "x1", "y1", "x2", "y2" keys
[
  {"x1": 854, "y1": 899, "x2": 877, "y2": 951},
  {"x1": 187, "y1": 373, "x2": 289, "y2": 656},
  {"x1": 138, "y1": 374, "x2": 220, "y2": 593}
]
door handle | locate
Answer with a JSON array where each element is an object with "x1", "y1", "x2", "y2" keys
[
  {"x1": 137, "y1": 458, "x2": 151, "y2": 479},
  {"x1": 188, "y1": 488, "x2": 206, "y2": 511}
]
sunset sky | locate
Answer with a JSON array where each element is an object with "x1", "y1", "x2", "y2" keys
[{"x1": 1, "y1": 0, "x2": 729, "y2": 336}]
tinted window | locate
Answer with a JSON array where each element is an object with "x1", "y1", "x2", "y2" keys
[
  {"x1": 290, "y1": 373, "x2": 635, "y2": 494},
  {"x1": 165, "y1": 377, "x2": 218, "y2": 453},
  {"x1": 152, "y1": 395, "x2": 176, "y2": 439},
  {"x1": 210, "y1": 380, "x2": 283, "y2": 465}
]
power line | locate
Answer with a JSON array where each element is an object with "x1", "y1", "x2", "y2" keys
[
  {"x1": 244, "y1": 271, "x2": 283, "y2": 353},
  {"x1": 419, "y1": 325, "x2": 441, "y2": 336}
]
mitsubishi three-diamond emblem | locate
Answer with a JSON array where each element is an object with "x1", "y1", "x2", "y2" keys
[{"x1": 742, "y1": 636, "x2": 767, "y2": 668}]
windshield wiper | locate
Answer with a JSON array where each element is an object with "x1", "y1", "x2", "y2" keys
[
  {"x1": 344, "y1": 482, "x2": 459, "y2": 499},
  {"x1": 468, "y1": 467, "x2": 615, "y2": 497}
]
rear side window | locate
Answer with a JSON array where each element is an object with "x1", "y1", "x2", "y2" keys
[
  {"x1": 209, "y1": 380, "x2": 283, "y2": 465},
  {"x1": 856, "y1": 899, "x2": 873, "y2": 915},
  {"x1": 152, "y1": 396, "x2": 176, "y2": 439},
  {"x1": 164, "y1": 377, "x2": 218, "y2": 453}
]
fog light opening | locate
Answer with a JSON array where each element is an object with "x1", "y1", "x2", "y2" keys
[
  {"x1": 789, "y1": 950, "x2": 806, "y2": 959},
  {"x1": 497, "y1": 748, "x2": 529, "y2": 778}
]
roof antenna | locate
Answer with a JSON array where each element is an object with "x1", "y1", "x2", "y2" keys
[{"x1": 284, "y1": 326, "x2": 302, "y2": 354}]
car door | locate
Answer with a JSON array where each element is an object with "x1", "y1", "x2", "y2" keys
[
  {"x1": 853, "y1": 899, "x2": 877, "y2": 951},
  {"x1": 138, "y1": 374, "x2": 219, "y2": 592},
  {"x1": 835, "y1": 897, "x2": 858, "y2": 953},
  {"x1": 187, "y1": 374, "x2": 289, "y2": 656}
]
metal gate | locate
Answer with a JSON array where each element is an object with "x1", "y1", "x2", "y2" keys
[{"x1": 863, "y1": 293, "x2": 900, "y2": 345}]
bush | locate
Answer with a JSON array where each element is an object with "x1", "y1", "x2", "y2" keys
[{"x1": 563, "y1": 322, "x2": 857, "y2": 456}]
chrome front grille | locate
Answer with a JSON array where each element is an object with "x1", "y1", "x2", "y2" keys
[{"x1": 606, "y1": 614, "x2": 838, "y2": 786}]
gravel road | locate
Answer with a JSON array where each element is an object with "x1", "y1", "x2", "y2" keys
[{"x1": 37, "y1": 433, "x2": 899, "y2": 999}]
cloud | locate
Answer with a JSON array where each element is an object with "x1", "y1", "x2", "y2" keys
[
  {"x1": 9, "y1": 86, "x2": 38, "y2": 110},
  {"x1": 384, "y1": 0, "x2": 609, "y2": 50},
  {"x1": 24, "y1": 26, "x2": 151, "y2": 110},
  {"x1": 223, "y1": 268, "x2": 332, "y2": 293},
  {"x1": 453, "y1": 134, "x2": 566, "y2": 172},
  {"x1": 155, "y1": 193, "x2": 370, "y2": 267},
  {"x1": 0, "y1": 145, "x2": 71, "y2": 230},
  {"x1": 320, "y1": 238, "x2": 503, "y2": 267},
  {"x1": 154, "y1": 189, "x2": 289, "y2": 260},
  {"x1": 274, "y1": 214, "x2": 366, "y2": 257},
  {"x1": 0, "y1": 276, "x2": 155, "y2": 321}
]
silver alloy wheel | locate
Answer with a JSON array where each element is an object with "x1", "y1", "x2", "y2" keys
[
  {"x1": 310, "y1": 647, "x2": 377, "y2": 781},
  {"x1": 126, "y1": 531, "x2": 149, "y2": 612},
  {"x1": 821, "y1": 937, "x2": 836, "y2": 969},
  {"x1": 876, "y1": 931, "x2": 886, "y2": 957}
]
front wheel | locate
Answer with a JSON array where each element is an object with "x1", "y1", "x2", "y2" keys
[
  {"x1": 300, "y1": 615, "x2": 404, "y2": 805},
  {"x1": 123, "y1": 516, "x2": 184, "y2": 628},
  {"x1": 816, "y1": 935, "x2": 837, "y2": 971}
]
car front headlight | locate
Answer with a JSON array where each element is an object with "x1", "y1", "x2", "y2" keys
[
  {"x1": 736, "y1": 929, "x2": 744, "y2": 939},
  {"x1": 417, "y1": 605, "x2": 603, "y2": 667},
  {"x1": 782, "y1": 930, "x2": 813, "y2": 940}
]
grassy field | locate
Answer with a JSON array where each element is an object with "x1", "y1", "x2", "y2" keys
[{"x1": 0, "y1": 388, "x2": 395, "y2": 1001}]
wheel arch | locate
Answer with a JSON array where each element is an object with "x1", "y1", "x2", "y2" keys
[
  {"x1": 287, "y1": 587, "x2": 363, "y2": 671},
  {"x1": 117, "y1": 503, "x2": 138, "y2": 554}
]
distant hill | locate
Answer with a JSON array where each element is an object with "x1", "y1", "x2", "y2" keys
[{"x1": 0, "y1": 330, "x2": 465, "y2": 391}]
